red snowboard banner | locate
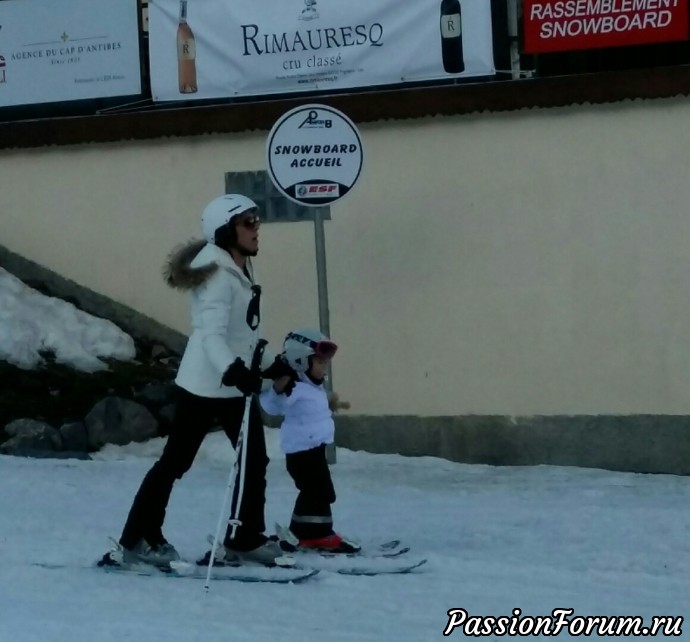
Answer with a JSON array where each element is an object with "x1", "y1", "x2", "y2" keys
[{"x1": 523, "y1": 0, "x2": 689, "y2": 53}]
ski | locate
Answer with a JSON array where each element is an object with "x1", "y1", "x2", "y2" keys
[
  {"x1": 169, "y1": 560, "x2": 319, "y2": 584},
  {"x1": 196, "y1": 538, "x2": 424, "y2": 576},
  {"x1": 33, "y1": 560, "x2": 319, "y2": 584},
  {"x1": 290, "y1": 543, "x2": 410, "y2": 559},
  {"x1": 269, "y1": 528, "x2": 425, "y2": 575},
  {"x1": 307, "y1": 545, "x2": 410, "y2": 559},
  {"x1": 290, "y1": 554, "x2": 428, "y2": 576},
  {"x1": 336, "y1": 558, "x2": 428, "y2": 576},
  {"x1": 273, "y1": 523, "x2": 409, "y2": 558}
]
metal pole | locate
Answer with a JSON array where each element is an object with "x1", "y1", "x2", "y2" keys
[
  {"x1": 204, "y1": 397, "x2": 251, "y2": 592},
  {"x1": 507, "y1": 0, "x2": 522, "y2": 80},
  {"x1": 313, "y1": 206, "x2": 336, "y2": 464}
]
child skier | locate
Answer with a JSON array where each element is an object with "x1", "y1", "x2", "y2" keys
[{"x1": 260, "y1": 328, "x2": 359, "y2": 553}]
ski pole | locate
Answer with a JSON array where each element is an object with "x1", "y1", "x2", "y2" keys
[
  {"x1": 226, "y1": 339, "x2": 267, "y2": 540},
  {"x1": 227, "y1": 398, "x2": 251, "y2": 541},
  {"x1": 204, "y1": 398, "x2": 251, "y2": 591},
  {"x1": 204, "y1": 339, "x2": 267, "y2": 592}
]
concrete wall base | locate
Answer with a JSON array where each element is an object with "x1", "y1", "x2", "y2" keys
[{"x1": 334, "y1": 415, "x2": 690, "y2": 476}]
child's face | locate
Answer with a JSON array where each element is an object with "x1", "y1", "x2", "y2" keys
[{"x1": 308, "y1": 355, "x2": 330, "y2": 380}]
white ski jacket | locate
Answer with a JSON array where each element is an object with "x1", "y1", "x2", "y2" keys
[
  {"x1": 259, "y1": 375, "x2": 335, "y2": 454},
  {"x1": 168, "y1": 241, "x2": 274, "y2": 398}
]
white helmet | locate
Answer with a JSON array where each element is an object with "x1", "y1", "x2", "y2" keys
[
  {"x1": 283, "y1": 328, "x2": 338, "y2": 374},
  {"x1": 201, "y1": 194, "x2": 258, "y2": 243}
]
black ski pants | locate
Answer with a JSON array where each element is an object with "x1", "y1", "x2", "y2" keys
[
  {"x1": 119, "y1": 386, "x2": 268, "y2": 550},
  {"x1": 285, "y1": 444, "x2": 336, "y2": 540}
]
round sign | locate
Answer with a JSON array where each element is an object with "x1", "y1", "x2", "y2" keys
[{"x1": 266, "y1": 104, "x2": 364, "y2": 207}]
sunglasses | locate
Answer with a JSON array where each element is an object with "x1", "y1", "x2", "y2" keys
[
  {"x1": 286, "y1": 332, "x2": 338, "y2": 358},
  {"x1": 237, "y1": 215, "x2": 261, "y2": 230}
]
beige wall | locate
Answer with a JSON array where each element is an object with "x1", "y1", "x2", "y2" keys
[{"x1": 2, "y1": 97, "x2": 690, "y2": 415}]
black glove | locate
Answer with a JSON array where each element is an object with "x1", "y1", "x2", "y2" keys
[
  {"x1": 222, "y1": 358, "x2": 262, "y2": 396},
  {"x1": 262, "y1": 355, "x2": 297, "y2": 381}
]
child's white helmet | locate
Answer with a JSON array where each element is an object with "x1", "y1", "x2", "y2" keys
[
  {"x1": 201, "y1": 194, "x2": 257, "y2": 243},
  {"x1": 283, "y1": 328, "x2": 338, "y2": 373}
]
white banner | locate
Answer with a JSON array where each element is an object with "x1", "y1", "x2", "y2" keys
[
  {"x1": 0, "y1": 0, "x2": 141, "y2": 108},
  {"x1": 149, "y1": 0, "x2": 495, "y2": 102}
]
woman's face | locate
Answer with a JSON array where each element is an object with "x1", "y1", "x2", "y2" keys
[{"x1": 233, "y1": 210, "x2": 261, "y2": 256}]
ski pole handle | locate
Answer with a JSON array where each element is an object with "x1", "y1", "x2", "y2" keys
[{"x1": 250, "y1": 339, "x2": 268, "y2": 379}]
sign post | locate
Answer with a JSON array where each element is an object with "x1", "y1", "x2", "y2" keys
[
  {"x1": 266, "y1": 104, "x2": 364, "y2": 463},
  {"x1": 313, "y1": 206, "x2": 332, "y2": 355}
]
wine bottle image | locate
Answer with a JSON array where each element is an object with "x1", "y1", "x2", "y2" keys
[
  {"x1": 440, "y1": 0, "x2": 465, "y2": 74},
  {"x1": 177, "y1": 0, "x2": 197, "y2": 93}
]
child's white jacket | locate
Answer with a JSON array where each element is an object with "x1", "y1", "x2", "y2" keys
[{"x1": 259, "y1": 375, "x2": 335, "y2": 455}]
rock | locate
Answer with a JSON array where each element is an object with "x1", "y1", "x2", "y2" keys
[
  {"x1": 1, "y1": 418, "x2": 62, "y2": 454},
  {"x1": 135, "y1": 382, "x2": 176, "y2": 408},
  {"x1": 59, "y1": 421, "x2": 89, "y2": 452},
  {"x1": 84, "y1": 397, "x2": 159, "y2": 449},
  {"x1": 158, "y1": 403, "x2": 176, "y2": 424},
  {"x1": 151, "y1": 344, "x2": 168, "y2": 359}
]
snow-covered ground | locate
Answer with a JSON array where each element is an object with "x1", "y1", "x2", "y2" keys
[
  {"x1": 1, "y1": 270, "x2": 689, "y2": 640},
  {"x1": 2, "y1": 430, "x2": 689, "y2": 641}
]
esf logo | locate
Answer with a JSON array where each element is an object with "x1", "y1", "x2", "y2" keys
[
  {"x1": 0, "y1": 55, "x2": 6, "y2": 84},
  {"x1": 299, "y1": 110, "x2": 332, "y2": 128},
  {"x1": 296, "y1": 184, "x2": 339, "y2": 198}
]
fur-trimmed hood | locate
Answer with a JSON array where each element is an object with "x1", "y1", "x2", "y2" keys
[
  {"x1": 163, "y1": 239, "x2": 218, "y2": 290},
  {"x1": 163, "y1": 239, "x2": 254, "y2": 290}
]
